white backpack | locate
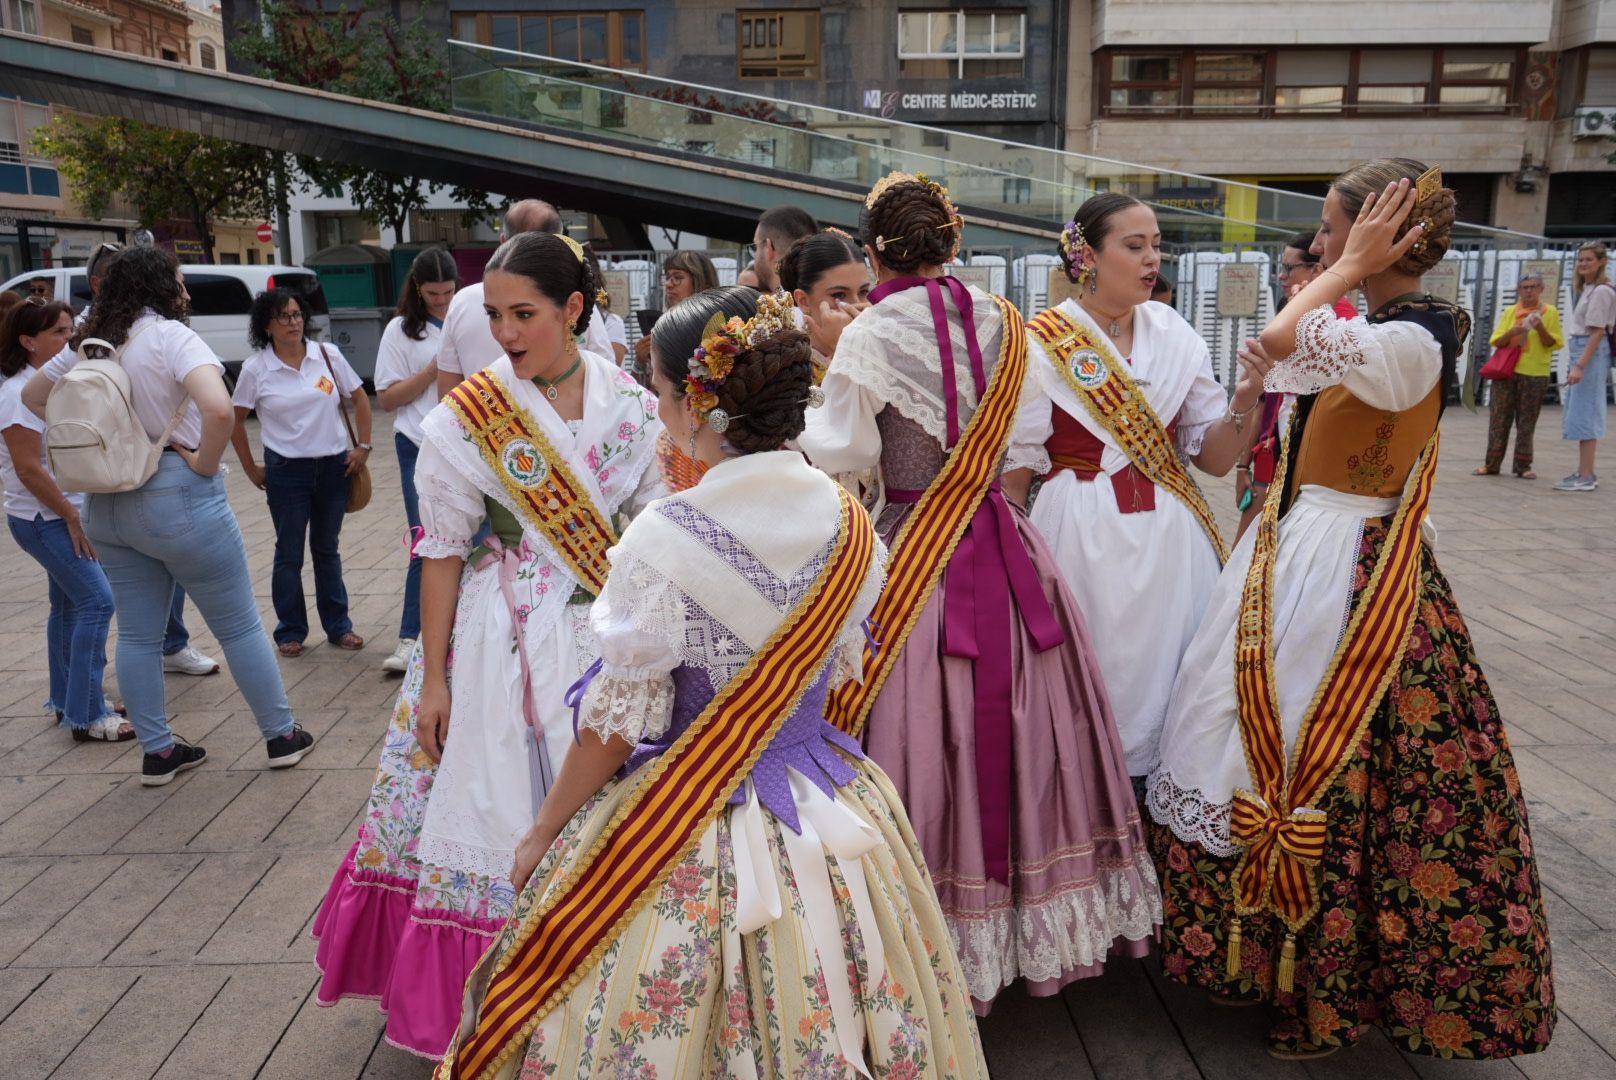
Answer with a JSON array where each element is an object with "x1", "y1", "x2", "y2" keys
[{"x1": 45, "y1": 324, "x2": 188, "y2": 494}]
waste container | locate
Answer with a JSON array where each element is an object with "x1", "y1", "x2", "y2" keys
[
  {"x1": 324, "y1": 307, "x2": 392, "y2": 384},
  {"x1": 305, "y1": 243, "x2": 394, "y2": 308}
]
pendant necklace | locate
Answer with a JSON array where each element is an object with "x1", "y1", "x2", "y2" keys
[
  {"x1": 532, "y1": 354, "x2": 582, "y2": 401},
  {"x1": 1083, "y1": 301, "x2": 1125, "y2": 339}
]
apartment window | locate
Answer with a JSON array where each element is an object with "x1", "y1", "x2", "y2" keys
[
  {"x1": 70, "y1": 25, "x2": 93, "y2": 46},
  {"x1": 199, "y1": 42, "x2": 217, "y2": 69},
  {"x1": 455, "y1": 10, "x2": 646, "y2": 72},
  {"x1": 1099, "y1": 45, "x2": 1519, "y2": 118},
  {"x1": 161, "y1": 48, "x2": 179, "y2": 62},
  {"x1": 738, "y1": 10, "x2": 820, "y2": 80},
  {"x1": 898, "y1": 9, "x2": 1025, "y2": 80},
  {"x1": 4, "y1": 1, "x2": 39, "y2": 34}
]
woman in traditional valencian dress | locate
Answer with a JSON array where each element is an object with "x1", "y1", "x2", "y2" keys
[
  {"x1": 1021, "y1": 193, "x2": 1249, "y2": 793},
  {"x1": 438, "y1": 286, "x2": 985, "y2": 1080},
  {"x1": 1149, "y1": 160, "x2": 1555, "y2": 1060},
  {"x1": 311, "y1": 232, "x2": 664, "y2": 1059},
  {"x1": 799, "y1": 173, "x2": 1160, "y2": 1012}
]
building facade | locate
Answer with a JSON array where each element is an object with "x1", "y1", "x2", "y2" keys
[{"x1": 1074, "y1": 0, "x2": 1616, "y2": 236}]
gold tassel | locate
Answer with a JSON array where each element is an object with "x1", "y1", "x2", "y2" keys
[
  {"x1": 1277, "y1": 932, "x2": 1297, "y2": 994},
  {"x1": 1225, "y1": 917, "x2": 1243, "y2": 979}
]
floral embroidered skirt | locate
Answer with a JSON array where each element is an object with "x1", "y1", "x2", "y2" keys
[
  {"x1": 451, "y1": 763, "x2": 988, "y2": 1079},
  {"x1": 1151, "y1": 528, "x2": 1556, "y2": 1058},
  {"x1": 310, "y1": 647, "x2": 514, "y2": 1060}
]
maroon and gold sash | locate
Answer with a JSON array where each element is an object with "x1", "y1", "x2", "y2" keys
[
  {"x1": 825, "y1": 293, "x2": 1029, "y2": 740},
  {"x1": 1028, "y1": 306, "x2": 1229, "y2": 564},
  {"x1": 1227, "y1": 425, "x2": 1440, "y2": 990},
  {"x1": 445, "y1": 370, "x2": 616, "y2": 595},
  {"x1": 438, "y1": 488, "x2": 876, "y2": 1080},
  {"x1": 655, "y1": 429, "x2": 709, "y2": 494}
]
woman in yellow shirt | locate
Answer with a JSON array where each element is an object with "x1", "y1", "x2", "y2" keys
[{"x1": 1476, "y1": 272, "x2": 1561, "y2": 478}]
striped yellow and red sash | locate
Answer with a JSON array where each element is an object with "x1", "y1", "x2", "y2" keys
[
  {"x1": 437, "y1": 488, "x2": 876, "y2": 1080},
  {"x1": 825, "y1": 295, "x2": 1028, "y2": 740},
  {"x1": 1027, "y1": 306, "x2": 1229, "y2": 564},
  {"x1": 1227, "y1": 423, "x2": 1440, "y2": 989},
  {"x1": 444, "y1": 369, "x2": 616, "y2": 595},
  {"x1": 654, "y1": 428, "x2": 709, "y2": 494}
]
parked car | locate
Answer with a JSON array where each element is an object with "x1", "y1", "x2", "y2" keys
[{"x1": 3, "y1": 263, "x2": 331, "y2": 384}]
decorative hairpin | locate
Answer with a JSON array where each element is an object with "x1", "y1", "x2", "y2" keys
[
  {"x1": 685, "y1": 290, "x2": 795, "y2": 430},
  {"x1": 1059, "y1": 220, "x2": 1095, "y2": 287},
  {"x1": 866, "y1": 171, "x2": 963, "y2": 260},
  {"x1": 1415, "y1": 165, "x2": 1444, "y2": 204},
  {"x1": 595, "y1": 287, "x2": 610, "y2": 308},
  {"x1": 558, "y1": 235, "x2": 586, "y2": 264}
]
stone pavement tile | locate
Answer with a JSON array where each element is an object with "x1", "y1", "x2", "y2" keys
[
  {"x1": 187, "y1": 771, "x2": 320, "y2": 851},
  {"x1": 262, "y1": 768, "x2": 376, "y2": 851},
  {"x1": 0, "y1": 723, "x2": 80, "y2": 778},
  {"x1": 283, "y1": 705, "x2": 393, "y2": 771},
  {"x1": 1139, "y1": 963, "x2": 1298, "y2": 1080},
  {"x1": 49, "y1": 967, "x2": 232, "y2": 1080},
  {"x1": 0, "y1": 773, "x2": 65, "y2": 828},
  {"x1": 1527, "y1": 826, "x2": 1616, "y2": 931},
  {"x1": 0, "y1": 967, "x2": 50, "y2": 1023},
  {"x1": 1511, "y1": 604, "x2": 1616, "y2": 643},
  {"x1": 0, "y1": 857, "x2": 51, "y2": 908},
  {"x1": 220, "y1": 707, "x2": 345, "y2": 773},
  {"x1": 1061, "y1": 959, "x2": 1199, "y2": 1079},
  {"x1": 1401, "y1": 1054, "x2": 1525, "y2": 1077},
  {"x1": 1467, "y1": 605, "x2": 1559, "y2": 644},
  {"x1": 1506, "y1": 641, "x2": 1616, "y2": 689},
  {"x1": 1491, "y1": 690, "x2": 1593, "y2": 747},
  {"x1": 256, "y1": 985, "x2": 387, "y2": 1080},
  {"x1": 1541, "y1": 882, "x2": 1602, "y2": 936},
  {"x1": 0, "y1": 856, "x2": 124, "y2": 965},
  {"x1": 1306, "y1": 1032, "x2": 1422, "y2": 1079},
  {"x1": 1543, "y1": 937, "x2": 1616, "y2": 1060},
  {"x1": 1529, "y1": 747, "x2": 1616, "y2": 810},
  {"x1": 1538, "y1": 820, "x2": 1616, "y2": 882},
  {"x1": 0, "y1": 774, "x2": 122, "y2": 855},
  {"x1": 151, "y1": 966, "x2": 320, "y2": 1080},
  {"x1": 1514, "y1": 1018, "x2": 1616, "y2": 1079},
  {"x1": 0, "y1": 967, "x2": 140, "y2": 1080},
  {"x1": 38, "y1": 775, "x2": 170, "y2": 856},
  {"x1": 1510, "y1": 748, "x2": 1616, "y2": 823},
  {"x1": 113, "y1": 771, "x2": 256, "y2": 854},
  {"x1": 14, "y1": 853, "x2": 200, "y2": 968},
  {"x1": 976, "y1": 984, "x2": 1097, "y2": 1079},
  {"x1": 358, "y1": 1039, "x2": 433, "y2": 1079},
  {"x1": 107, "y1": 852, "x2": 278, "y2": 966},
  {"x1": 197, "y1": 851, "x2": 340, "y2": 964}
]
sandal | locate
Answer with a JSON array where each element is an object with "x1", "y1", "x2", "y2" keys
[
  {"x1": 1516, "y1": 469, "x2": 1537, "y2": 480},
  {"x1": 277, "y1": 641, "x2": 305, "y2": 658},
  {"x1": 332, "y1": 632, "x2": 365, "y2": 651},
  {"x1": 72, "y1": 715, "x2": 136, "y2": 742},
  {"x1": 1472, "y1": 467, "x2": 1499, "y2": 476}
]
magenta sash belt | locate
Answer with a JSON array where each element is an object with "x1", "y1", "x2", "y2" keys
[{"x1": 873, "y1": 272, "x2": 1065, "y2": 884}]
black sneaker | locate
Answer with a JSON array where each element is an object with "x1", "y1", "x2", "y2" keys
[
  {"x1": 266, "y1": 725, "x2": 316, "y2": 769},
  {"x1": 141, "y1": 739, "x2": 207, "y2": 787}
]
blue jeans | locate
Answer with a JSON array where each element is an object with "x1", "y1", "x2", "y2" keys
[
  {"x1": 7, "y1": 514, "x2": 114, "y2": 729},
  {"x1": 164, "y1": 586, "x2": 191, "y2": 655},
  {"x1": 85, "y1": 453, "x2": 295, "y2": 753},
  {"x1": 395, "y1": 431, "x2": 422, "y2": 640},
  {"x1": 263, "y1": 448, "x2": 353, "y2": 645}
]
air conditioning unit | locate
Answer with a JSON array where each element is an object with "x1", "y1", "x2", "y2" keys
[{"x1": 1572, "y1": 107, "x2": 1616, "y2": 139}]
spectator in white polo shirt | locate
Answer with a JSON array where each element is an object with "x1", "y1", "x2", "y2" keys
[
  {"x1": 231, "y1": 288, "x2": 372, "y2": 658},
  {"x1": 373, "y1": 247, "x2": 458, "y2": 673},
  {"x1": 435, "y1": 198, "x2": 612, "y2": 399}
]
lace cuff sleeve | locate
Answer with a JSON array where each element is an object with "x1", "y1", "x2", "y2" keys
[
  {"x1": 1264, "y1": 306, "x2": 1373, "y2": 395},
  {"x1": 577, "y1": 673, "x2": 674, "y2": 744}
]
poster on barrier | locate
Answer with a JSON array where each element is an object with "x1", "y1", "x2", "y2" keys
[
  {"x1": 1422, "y1": 261, "x2": 1461, "y2": 303},
  {"x1": 599, "y1": 270, "x2": 631, "y2": 317},
  {"x1": 1216, "y1": 263, "x2": 1260, "y2": 318},
  {"x1": 948, "y1": 265, "x2": 995, "y2": 293},
  {"x1": 1047, "y1": 268, "x2": 1081, "y2": 309},
  {"x1": 1520, "y1": 259, "x2": 1561, "y2": 300}
]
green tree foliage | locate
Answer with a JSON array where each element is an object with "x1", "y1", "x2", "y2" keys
[
  {"x1": 33, "y1": 115, "x2": 273, "y2": 263},
  {"x1": 234, "y1": 1, "x2": 495, "y2": 240}
]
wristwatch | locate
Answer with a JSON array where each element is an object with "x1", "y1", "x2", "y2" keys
[{"x1": 357, "y1": 442, "x2": 372, "y2": 451}]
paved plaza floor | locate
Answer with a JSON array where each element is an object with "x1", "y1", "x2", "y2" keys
[{"x1": 0, "y1": 405, "x2": 1611, "y2": 1079}]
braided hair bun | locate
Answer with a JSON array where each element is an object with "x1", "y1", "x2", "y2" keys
[
  {"x1": 713, "y1": 326, "x2": 815, "y2": 453},
  {"x1": 1331, "y1": 158, "x2": 1457, "y2": 278},
  {"x1": 860, "y1": 174, "x2": 960, "y2": 274}
]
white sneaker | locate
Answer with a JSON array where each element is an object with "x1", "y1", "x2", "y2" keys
[
  {"x1": 381, "y1": 638, "x2": 415, "y2": 674},
  {"x1": 163, "y1": 645, "x2": 220, "y2": 676}
]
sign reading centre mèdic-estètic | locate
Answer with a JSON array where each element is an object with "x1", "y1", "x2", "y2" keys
[{"x1": 865, "y1": 89, "x2": 1042, "y2": 119}]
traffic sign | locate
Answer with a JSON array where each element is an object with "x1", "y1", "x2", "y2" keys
[{"x1": 256, "y1": 223, "x2": 274, "y2": 243}]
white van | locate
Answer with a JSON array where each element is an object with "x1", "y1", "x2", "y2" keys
[{"x1": 3, "y1": 263, "x2": 330, "y2": 383}]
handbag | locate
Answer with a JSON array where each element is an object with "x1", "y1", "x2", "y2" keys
[
  {"x1": 1479, "y1": 345, "x2": 1522, "y2": 381},
  {"x1": 318, "y1": 344, "x2": 372, "y2": 512}
]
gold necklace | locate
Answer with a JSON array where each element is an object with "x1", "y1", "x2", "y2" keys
[{"x1": 1081, "y1": 299, "x2": 1128, "y2": 338}]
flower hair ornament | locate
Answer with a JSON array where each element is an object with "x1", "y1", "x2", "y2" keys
[
  {"x1": 1059, "y1": 219, "x2": 1094, "y2": 287},
  {"x1": 865, "y1": 171, "x2": 964, "y2": 260},
  {"x1": 685, "y1": 290, "x2": 798, "y2": 433}
]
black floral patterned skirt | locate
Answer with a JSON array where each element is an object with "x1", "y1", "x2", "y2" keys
[{"x1": 1149, "y1": 523, "x2": 1556, "y2": 1058}]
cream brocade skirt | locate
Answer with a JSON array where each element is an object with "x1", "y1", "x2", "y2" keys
[{"x1": 454, "y1": 763, "x2": 988, "y2": 1079}]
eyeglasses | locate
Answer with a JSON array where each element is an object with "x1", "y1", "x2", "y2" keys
[
  {"x1": 1277, "y1": 262, "x2": 1308, "y2": 276},
  {"x1": 273, "y1": 310, "x2": 306, "y2": 324},
  {"x1": 28, "y1": 285, "x2": 49, "y2": 295}
]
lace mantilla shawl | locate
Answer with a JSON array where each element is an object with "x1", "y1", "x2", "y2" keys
[
  {"x1": 575, "y1": 485, "x2": 887, "y2": 745},
  {"x1": 833, "y1": 283, "x2": 1005, "y2": 445}
]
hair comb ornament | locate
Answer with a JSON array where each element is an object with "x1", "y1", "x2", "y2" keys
[
  {"x1": 684, "y1": 291, "x2": 796, "y2": 429},
  {"x1": 1415, "y1": 165, "x2": 1444, "y2": 204},
  {"x1": 558, "y1": 235, "x2": 586, "y2": 263},
  {"x1": 1059, "y1": 220, "x2": 1095, "y2": 288}
]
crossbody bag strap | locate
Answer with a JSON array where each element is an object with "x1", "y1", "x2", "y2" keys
[{"x1": 319, "y1": 343, "x2": 359, "y2": 449}]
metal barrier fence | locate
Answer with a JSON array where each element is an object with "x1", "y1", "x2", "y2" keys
[{"x1": 591, "y1": 239, "x2": 1615, "y2": 396}]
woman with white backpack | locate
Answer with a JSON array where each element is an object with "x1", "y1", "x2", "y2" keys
[{"x1": 23, "y1": 245, "x2": 314, "y2": 786}]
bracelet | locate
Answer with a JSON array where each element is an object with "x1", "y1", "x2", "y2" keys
[
  {"x1": 1225, "y1": 398, "x2": 1260, "y2": 433},
  {"x1": 356, "y1": 442, "x2": 372, "y2": 451},
  {"x1": 1321, "y1": 268, "x2": 1352, "y2": 292},
  {"x1": 1235, "y1": 464, "x2": 1251, "y2": 473}
]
